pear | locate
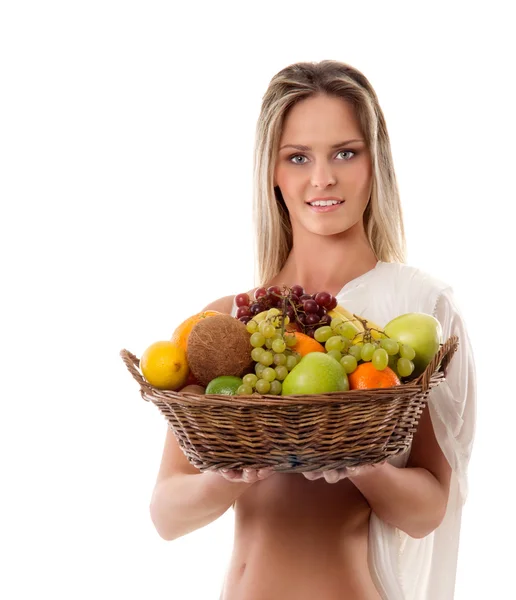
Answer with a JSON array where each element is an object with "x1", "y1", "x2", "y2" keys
[{"x1": 282, "y1": 352, "x2": 349, "y2": 395}]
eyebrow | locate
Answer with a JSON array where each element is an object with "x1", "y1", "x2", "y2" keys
[{"x1": 279, "y1": 139, "x2": 365, "y2": 151}]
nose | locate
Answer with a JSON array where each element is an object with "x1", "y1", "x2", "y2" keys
[{"x1": 310, "y1": 162, "x2": 337, "y2": 188}]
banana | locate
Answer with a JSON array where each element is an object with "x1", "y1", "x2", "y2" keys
[{"x1": 329, "y1": 304, "x2": 385, "y2": 342}]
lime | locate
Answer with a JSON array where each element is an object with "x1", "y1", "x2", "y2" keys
[{"x1": 205, "y1": 375, "x2": 243, "y2": 395}]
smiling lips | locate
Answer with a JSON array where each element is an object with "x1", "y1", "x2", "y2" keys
[{"x1": 307, "y1": 197, "x2": 345, "y2": 212}]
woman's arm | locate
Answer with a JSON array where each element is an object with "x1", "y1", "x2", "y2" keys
[
  {"x1": 348, "y1": 404, "x2": 452, "y2": 539},
  {"x1": 149, "y1": 427, "x2": 255, "y2": 541}
]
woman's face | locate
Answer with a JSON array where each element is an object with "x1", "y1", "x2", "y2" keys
[{"x1": 274, "y1": 94, "x2": 373, "y2": 238}]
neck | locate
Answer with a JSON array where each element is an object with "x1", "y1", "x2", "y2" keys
[{"x1": 272, "y1": 224, "x2": 378, "y2": 297}]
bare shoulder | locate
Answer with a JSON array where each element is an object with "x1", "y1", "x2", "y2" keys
[{"x1": 202, "y1": 295, "x2": 236, "y2": 315}]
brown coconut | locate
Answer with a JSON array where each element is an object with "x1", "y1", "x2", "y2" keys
[{"x1": 186, "y1": 314, "x2": 254, "y2": 386}]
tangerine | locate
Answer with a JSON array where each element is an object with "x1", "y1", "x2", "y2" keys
[
  {"x1": 348, "y1": 362, "x2": 401, "y2": 390},
  {"x1": 289, "y1": 331, "x2": 325, "y2": 356},
  {"x1": 171, "y1": 310, "x2": 221, "y2": 351}
]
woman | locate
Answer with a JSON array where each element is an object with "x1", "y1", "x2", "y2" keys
[{"x1": 149, "y1": 60, "x2": 476, "y2": 599}]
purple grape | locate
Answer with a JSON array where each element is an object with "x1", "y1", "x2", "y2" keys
[
  {"x1": 267, "y1": 285, "x2": 282, "y2": 296},
  {"x1": 254, "y1": 287, "x2": 267, "y2": 300},
  {"x1": 250, "y1": 303, "x2": 262, "y2": 315},
  {"x1": 306, "y1": 313, "x2": 320, "y2": 325},
  {"x1": 303, "y1": 299, "x2": 319, "y2": 314},
  {"x1": 239, "y1": 316, "x2": 252, "y2": 324},
  {"x1": 320, "y1": 314, "x2": 332, "y2": 326},
  {"x1": 291, "y1": 285, "x2": 304, "y2": 297},
  {"x1": 290, "y1": 294, "x2": 300, "y2": 304},
  {"x1": 299, "y1": 294, "x2": 312, "y2": 303},
  {"x1": 314, "y1": 291, "x2": 332, "y2": 308},
  {"x1": 286, "y1": 306, "x2": 295, "y2": 320},
  {"x1": 235, "y1": 293, "x2": 250, "y2": 307},
  {"x1": 305, "y1": 327, "x2": 316, "y2": 338},
  {"x1": 297, "y1": 313, "x2": 307, "y2": 325},
  {"x1": 326, "y1": 295, "x2": 338, "y2": 310},
  {"x1": 236, "y1": 306, "x2": 251, "y2": 318},
  {"x1": 317, "y1": 306, "x2": 327, "y2": 318}
]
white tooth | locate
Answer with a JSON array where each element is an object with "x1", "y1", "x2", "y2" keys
[{"x1": 311, "y1": 200, "x2": 339, "y2": 206}]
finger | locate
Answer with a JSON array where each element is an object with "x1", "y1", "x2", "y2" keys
[
  {"x1": 219, "y1": 469, "x2": 243, "y2": 481},
  {"x1": 323, "y1": 469, "x2": 341, "y2": 484},
  {"x1": 257, "y1": 467, "x2": 275, "y2": 480},
  {"x1": 303, "y1": 471, "x2": 323, "y2": 481}
]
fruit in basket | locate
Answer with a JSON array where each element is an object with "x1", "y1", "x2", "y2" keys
[
  {"x1": 205, "y1": 376, "x2": 243, "y2": 395},
  {"x1": 282, "y1": 352, "x2": 349, "y2": 395},
  {"x1": 290, "y1": 331, "x2": 325, "y2": 356},
  {"x1": 187, "y1": 314, "x2": 254, "y2": 386},
  {"x1": 171, "y1": 310, "x2": 221, "y2": 351},
  {"x1": 348, "y1": 362, "x2": 401, "y2": 390},
  {"x1": 384, "y1": 312, "x2": 442, "y2": 376},
  {"x1": 140, "y1": 341, "x2": 189, "y2": 390}
]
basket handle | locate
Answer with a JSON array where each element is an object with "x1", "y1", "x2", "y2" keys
[
  {"x1": 120, "y1": 349, "x2": 152, "y2": 399},
  {"x1": 418, "y1": 335, "x2": 459, "y2": 391}
]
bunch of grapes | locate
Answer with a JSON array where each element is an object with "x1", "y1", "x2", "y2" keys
[
  {"x1": 234, "y1": 286, "x2": 338, "y2": 338},
  {"x1": 235, "y1": 308, "x2": 302, "y2": 396},
  {"x1": 314, "y1": 317, "x2": 416, "y2": 379}
]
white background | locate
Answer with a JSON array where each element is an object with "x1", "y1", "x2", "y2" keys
[{"x1": 1, "y1": 1, "x2": 513, "y2": 598}]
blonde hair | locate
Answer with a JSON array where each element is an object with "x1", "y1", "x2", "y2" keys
[{"x1": 252, "y1": 60, "x2": 407, "y2": 286}]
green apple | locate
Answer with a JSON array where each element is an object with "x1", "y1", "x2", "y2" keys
[
  {"x1": 384, "y1": 312, "x2": 442, "y2": 377},
  {"x1": 282, "y1": 352, "x2": 349, "y2": 395}
]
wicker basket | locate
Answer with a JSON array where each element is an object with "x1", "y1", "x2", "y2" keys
[{"x1": 120, "y1": 335, "x2": 458, "y2": 473}]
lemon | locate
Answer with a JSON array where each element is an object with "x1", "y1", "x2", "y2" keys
[
  {"x1": 205, "y1": 376, "x2": 243, "y2": 395},
  {"x1": 140, "y1": 341, "x2": 189, "y2": 390}
]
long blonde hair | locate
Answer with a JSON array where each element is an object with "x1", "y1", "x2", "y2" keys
[{"x1": 253, "y1": 60, "x2": 407, "y2": 286}]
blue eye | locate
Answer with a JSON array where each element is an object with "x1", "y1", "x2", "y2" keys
[
  {"x1": 337, "y1": 150, "x2": 355, "y2": 160},
  {"x1": 288, "y1": 150, "x2": 356, "y2": 165}
]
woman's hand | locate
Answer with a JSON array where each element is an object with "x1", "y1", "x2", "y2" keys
[
  {"x1": 217, "y1": 467, "x2": 275, "y2": 484},
  {"x1": 302, "y1": 461, "x2": 387, "y2": 484}
]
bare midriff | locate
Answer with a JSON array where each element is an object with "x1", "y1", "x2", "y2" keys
[{"x1": 220, "y1": 473, "x2": 382, "y2": 600}]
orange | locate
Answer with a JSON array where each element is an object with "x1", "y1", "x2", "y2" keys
[
  {"x1": 171, "y1": 310, "x2": 221, "y2": 351},
  {"x1": 348, "y1": 362, "x2": 401, "y2": 390},
  {"x1": 140, "y1": 341, "x2": 189, "y2": 390},
  {"x1": 289, "y1": 331, "x2": 325, "y2": 356}
]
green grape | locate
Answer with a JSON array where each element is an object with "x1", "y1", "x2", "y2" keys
[
  {"x1": 285, "y1": 333, "x2": 297, "y2": 347},
  {"x1": 254, "y1": 311, "x2": 267, "y2": 323},
  {"x1": 399, "y1": 344, "x2": 416, "y2": 361},
  {"x1": 265, "y1": 338, "x2": 273, "y2": 349},
  {"x1": 259, "y1": 351, "x2": 274, "y2": 366},
  {"x1": 340, "y1": 337, "x2": 351, "y2": 352},
  {"x1": 336, "y1": 321, "x2": 359, "y2": 340},
  {"x1": 243, "y1": 373, "x2": 258, "y2": 388},
  {"x1": 262, "y1": 367, "x2": 277, "y2": 382},
  {"x1": 397, "y1": 357, "x2": 415, "y2": 377},
  {"x1": 327, "y1": 349, "x2": 342, "y2": 362},
  {"x1": 272, "y1": 338, "x2": 287, "y2": 353},
  {"x1": 380, "y1": 338, "x2": 399, "y2": 356},
  {"x1": 360, "y1": 343, "x2": 376, "y2": 362},
  {"x1": 286, "y1": 355, "x2": 298, "y2": 371},
  {"x1": 246, "y1": 320, "x2": 258, "y2": 334},
  {"x1": 255, "y1": 379, "x2": 271, "y2": 394},
  {"x1": 348, "y1": 344, "x2": 363, "y2": 360},
  {"x1": 292, "y1": 351, "x2": 302, "y2": 364},
  {"x1": 270, "y1": 380, "x2": 282, "y2": 395},
  {"x1": 250, "y1": 332, "x2": 266, "y2": 348},
  {"x1": 372, "y1": 348, "x2": 389, "y2": 370},
  {"x1": 273, "y1": 353, "x2": 287, "y2": 366},
  {"x1": 262, "y1": 323, "x2": 276, "y2": 339},
  {"x1": 340, "y1": 354, "x2": 358, "y2": 374},
  {"x1": 325, "y1": 335, "x2": 344, "y2": 353},
  {"x1": 251, "y1": 347, "x2": 264, "y2": 362},
  {"x1": 267, "y1": 308, "x2": 280, "y2": 318},
  {"x1": 255, "y1": 363, "x2": 266, "y2": 376},
  {"x1": 314, "y1": 326, "x2": 333, "y2": 343},
  {"x1": 330, "y1": 317, "x2": 344, "y2": 331},
  {"x1": 275, "y1": 365, "x2": 288, "y2": 380},
  {"x1": 237, "y1": 384, "x2": 253, "y2": 395}
]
